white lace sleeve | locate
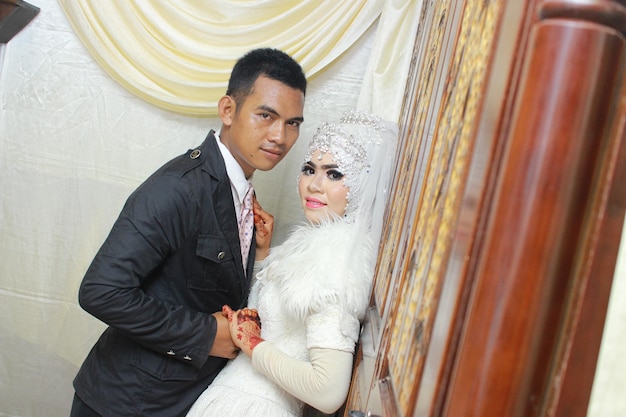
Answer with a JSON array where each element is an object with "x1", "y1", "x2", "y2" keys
[{"x1": 306, "y1": 301, "x2": 360, "y2": 353}]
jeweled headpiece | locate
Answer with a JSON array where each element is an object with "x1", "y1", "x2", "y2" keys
[{"x1": 303, "y1": 109, "x2": 398, "y2": 229}]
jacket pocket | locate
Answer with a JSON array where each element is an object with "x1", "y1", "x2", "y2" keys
[
  {"x1": 130, "y1": 343, "x2": 199, "y2": 381},
  {"x1": 189, "y1": 234, "x2": 235, "y2": 292}
]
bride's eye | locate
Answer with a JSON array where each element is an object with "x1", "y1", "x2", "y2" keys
[
  {"x1": 301, "y1": 163, "x2": 315, "y2": 176},
  {"x1": 327, "y1": 169, "x2": 344, "y2": 181}
]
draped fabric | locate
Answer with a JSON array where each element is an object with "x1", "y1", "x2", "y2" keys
[{"x1": 57, "y1": 0, "x2": 385, "y2": 115}]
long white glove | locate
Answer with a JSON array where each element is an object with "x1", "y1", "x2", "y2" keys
[{"x1": 252, "y1": 343, "x2": 353, "y2": 414}]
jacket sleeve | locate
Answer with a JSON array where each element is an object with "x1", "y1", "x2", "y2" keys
[
  {"x1": 251, "y1": 344, "x2": 353, "y2": 414},
  {"x1": 78, "y1": 173, "x2": 215, "y2": 368}
]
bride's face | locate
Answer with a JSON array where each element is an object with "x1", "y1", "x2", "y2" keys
[{"x1": 298, "y1": 150, "x2": 349, "y2": 224}]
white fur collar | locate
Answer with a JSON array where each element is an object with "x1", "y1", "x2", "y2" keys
[{"x1": 256, "y1": 219, "x2": 375, "y2": 322}]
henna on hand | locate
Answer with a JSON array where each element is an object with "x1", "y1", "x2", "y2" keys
[
  {"x1": 222, "y1": 305, "x2": 234, "y2": 320},
  {"x1": 229, "y1": 307, "x2": 264, "y2": 355},
  {"x1": 248, "y1": 335, "x2": 264, "y2": 351},
  {"x1": 237, "y1": 308, "x2": 261, "y2": 328},
  {"x1": 254, "y1": 213, "x2": 270, "y2": 238},
  {"x1": 253, "y1": 197, "x2": 273, "y2": 260}
]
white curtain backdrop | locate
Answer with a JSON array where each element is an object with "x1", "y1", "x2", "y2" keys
[
  {"x1": 0, "y1": 1, "x2": 623, "y2": 416},
  {"x1": 57, "y1": 0, "x2": 387, "y2": 115}
]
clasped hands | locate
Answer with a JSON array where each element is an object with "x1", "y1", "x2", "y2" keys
[
  {"x1": 209, "y1": 198, "x2": 271, "y2": 360},
  {"x1": 222, "y1": 305, "x2": 264, "y2": 357}
]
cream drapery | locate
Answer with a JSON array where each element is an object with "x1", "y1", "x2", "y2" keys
[{"x1": 58, "y1": 0, "x2": 385, "y2": 115}]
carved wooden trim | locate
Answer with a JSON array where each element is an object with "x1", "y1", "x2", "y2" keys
[
  {"x1": 386, "y1": 0, "x2": 504, "y2": 413},
  {"x1": 539, "y1": 0, "x2": 626, "y2": 34}
]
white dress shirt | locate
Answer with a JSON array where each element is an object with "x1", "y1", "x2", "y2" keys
[{"x1": 214, "y1": 131, "x2": 252, "y2": 224}]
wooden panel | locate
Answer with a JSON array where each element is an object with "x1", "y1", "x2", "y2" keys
[
  {"x1": 343, "y1": 1, "x2": 626, "y2": 417},
  {"x1": 345, "y1": 1, "x2": 464, "y2": 415},
  {"x1": 546, "y1": 75, "x2": 626, "y2": 417},
  {"x1": 385, "y1": 0, "x2": 504, "y2": 413},
  {"x1": 442, "y1": 1, "x2": 626, "y2": 416},
  {"x1": 539, "y1": 3, "x2": 626, "y2": 415},
  {"x1": 345, "y1": 0, "x2": 509, "y2": 415},
  {"x1": 415, "y1": 0, "x2": 533, "y2": 414}
]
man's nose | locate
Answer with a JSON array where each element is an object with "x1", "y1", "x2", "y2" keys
[{"x1": 268, "y1": 121, "x2": 286, "y2": 143}]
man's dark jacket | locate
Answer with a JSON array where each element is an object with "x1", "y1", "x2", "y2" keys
[{"x1": 73, "y1": 131, "x2": 255, "y2": 417}]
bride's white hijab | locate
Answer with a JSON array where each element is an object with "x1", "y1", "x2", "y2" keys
[{"x1": 300, "y1": 108, "x2": 399, "y2": 244}]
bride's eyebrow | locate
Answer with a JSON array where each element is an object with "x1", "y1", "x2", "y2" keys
[{"x1": 304, "y1": 161, "x2": 339, "y2": 170}]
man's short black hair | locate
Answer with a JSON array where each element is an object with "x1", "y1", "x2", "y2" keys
[{"x1": 226, "y1": 48, "x2": 307, "y2": 107}]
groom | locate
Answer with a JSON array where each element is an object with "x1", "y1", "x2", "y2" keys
[{"x1": 70, "y1": 48, "x2": 306, "y2": 417}]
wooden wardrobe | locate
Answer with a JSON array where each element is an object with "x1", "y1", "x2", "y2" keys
[{"x1": 343, "y1": 1, "x2": 626, "y2": 416}]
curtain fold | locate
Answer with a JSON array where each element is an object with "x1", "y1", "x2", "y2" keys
[
  {"x1": 58, "y1": 0, "x2": 385, "y2": 115},
  {"x1": 358, "y1": 0, "x2": 423, "y2": 121}
]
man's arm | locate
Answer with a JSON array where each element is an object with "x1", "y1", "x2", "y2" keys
[{"x1": 78, "y1": 175, "x2": 218, "y2": 368}]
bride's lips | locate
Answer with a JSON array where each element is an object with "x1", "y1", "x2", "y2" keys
[{"x1": 305, "y1": 197, "x2": 326, "y2": 209}]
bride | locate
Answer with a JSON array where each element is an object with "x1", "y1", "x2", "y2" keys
[{"x1": 186, "y1": 109, "x2": 398, "y2": 416}]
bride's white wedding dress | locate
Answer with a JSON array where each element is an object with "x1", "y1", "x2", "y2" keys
[{"x1": 186, "y1": 220, "x2": 374, "y2": 417}]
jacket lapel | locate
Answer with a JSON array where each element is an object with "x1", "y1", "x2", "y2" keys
[{"x1": 201, "y1": 132, "x2": 249, "y2": 300}]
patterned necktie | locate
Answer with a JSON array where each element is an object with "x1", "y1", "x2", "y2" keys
[{"x1": 239, "y1": 183, "x2": 254, "y2": 272}]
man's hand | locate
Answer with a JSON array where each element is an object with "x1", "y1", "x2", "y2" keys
[
  {"x1": 222, "y1": 305, "x2": 264, "y2": 357},
  {"x1": 208, "y1": 312, "x2": 240, "y2": 359},
  {"x1": 253, "y1": 196, "x2": 273, "y2": 260}
]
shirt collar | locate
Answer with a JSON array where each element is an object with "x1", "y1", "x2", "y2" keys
[{"x1": 214, "y1": 131, "x2": 251, "y2": 203}]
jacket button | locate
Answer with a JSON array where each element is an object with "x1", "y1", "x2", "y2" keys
[
  {"x1": 189, "y1": 149, "x2": 201, "y2": 159},
  {"x1": 217, "y1": 251, "x2": 225, "y2": 260},
  {"x1": 166, "y1": 350, "x2": 175, "y2": 356},
  {"x1": 183, "y1": 355, "x2": 192, "y2": 361}
]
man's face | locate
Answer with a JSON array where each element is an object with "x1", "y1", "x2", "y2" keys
[{"x1": 220, "y1": 75, "x2": 305, "y2": 178}]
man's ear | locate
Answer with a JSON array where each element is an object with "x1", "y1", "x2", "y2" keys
[{"x1": 218, "y1": 95, "x2": 235, "y2": 126}]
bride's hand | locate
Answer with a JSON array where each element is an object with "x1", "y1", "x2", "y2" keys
[
  {"x1": 253, "y1": 197, "x2": 273, "y2": 260},
  {"x1": 222, "y1": 305, "x2": 264, "y2": 357}
]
